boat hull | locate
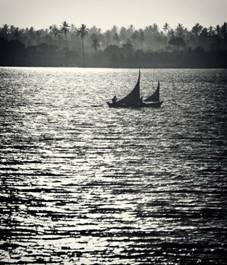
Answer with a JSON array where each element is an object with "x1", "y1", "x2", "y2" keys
[
  {"x1": 107, "y1": 102, "x2": 142, "y2": 108},
  {"x1": 107, "y1": 101, "x2": 163, "y2": 108}
]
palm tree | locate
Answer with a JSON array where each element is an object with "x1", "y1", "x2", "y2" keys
[
  {"x1": 139, "y1": 29, "x2": 144, "y2": 49},
  {"x1": 50, "y1": 25, "x2": 59, "y2": 38},
  {"x1": 91, "y1": 33, "x2": 100, "y2": 52},
  {"x1": 163, "y1": 23, "x2": 170, "y2": 34},
  {"x1": 131, "y1": 30, "x2": 139, "y2": 48},
  {"x1": 61, "y1": 21, "x2": 69, "y2": 46},
  {"x1": 49, "y1": 25, "x2": 60, "y2": 45},
  {"x1": 175, "y1": 23, "x2": 185, "y2": 38},
  {"x1": 77, "y1": 24, "x2": 88, "y2": 66},
  {"x1": 1, "y1": 24, "x2": 9, "y2": 39},
  {"x1": 192, "y1": 23, "x2": 203, "y2": 37},
  {"x1": 9, "y1": 26, "x2": 20, "y2": 40},
  {"x1": 14, "y1": 27, "x2": 20, "y2": 40},
  {"x1": 113, "y1": 33, "x2": 119, "y2": 45}
]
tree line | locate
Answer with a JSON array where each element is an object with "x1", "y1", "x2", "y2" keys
[{"x1": 0, "y1": 22, "x2": 227, "y2": 67}]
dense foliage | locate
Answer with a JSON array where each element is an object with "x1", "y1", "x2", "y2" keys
[{"x1": 1, "y1": 22, "x2": 227, "y2": 67}]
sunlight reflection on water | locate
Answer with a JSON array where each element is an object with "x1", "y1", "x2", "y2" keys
[{"x1": 0, "y1": 67, "x2": 227, "y2": 264}]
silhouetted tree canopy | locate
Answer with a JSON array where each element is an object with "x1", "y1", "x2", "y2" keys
[
  {"x1": 0, "y1": 22, "x2": 227, "y2": 67},
  {"x1": 168, "y1": 36, "x2": 186, "y2": 49}
]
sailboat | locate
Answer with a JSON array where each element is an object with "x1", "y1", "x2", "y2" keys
[
  {"x1": 107, "y1": 70, "x2": 142, "y2": 108},
  {"x1": 142, "y1": 81, "x2": 163, "y2": 108},
  {"x1": 107, "y1": 70, "x2": 163, "y2": 108}
]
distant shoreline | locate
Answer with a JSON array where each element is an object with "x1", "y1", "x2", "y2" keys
[
  {"x1": 1, "y1": 22, "x2": 227, "y2": 69},
  {"x1": 1, "y1": 65, "x2": 227, "y2": 69}
]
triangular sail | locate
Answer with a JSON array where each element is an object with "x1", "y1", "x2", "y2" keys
[
  {"x1": 117, "y1": 70, "x2": 141, "y2": 105},
  {"x1": 145, "y1": 81, "x2": 160, "y2": 102}
]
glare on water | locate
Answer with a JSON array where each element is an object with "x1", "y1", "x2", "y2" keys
[{"x1": 0, "y1": 67, "x2": 227, "y2": 264}]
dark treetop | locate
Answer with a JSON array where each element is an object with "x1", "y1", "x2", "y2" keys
[{"x1": 1, "y1": 22, "x2": 227, "y2": 67}]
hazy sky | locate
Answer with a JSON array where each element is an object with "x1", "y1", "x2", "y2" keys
[{"x1": 0, "y1": 0, "x2": 226, "y2": 30}]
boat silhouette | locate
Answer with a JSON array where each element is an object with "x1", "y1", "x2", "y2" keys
[
  {"x1": 107, "y1": 70, "x2": 163, "y2": 108},
  {"x1": 143, "y1": 80, "x2": 163, "y2": 108}
]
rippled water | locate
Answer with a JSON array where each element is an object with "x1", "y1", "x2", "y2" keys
[{"x1": 0, "y1": 67, "x2": 227, "y2": 265}]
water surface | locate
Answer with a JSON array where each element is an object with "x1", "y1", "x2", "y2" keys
[{"x1": 0, "y1": 67, "x2": 227, "y2": 264}]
